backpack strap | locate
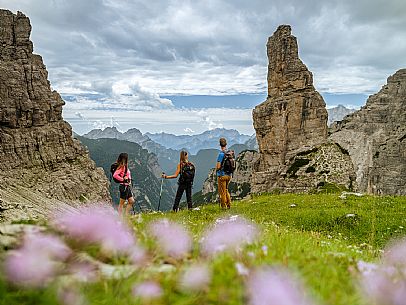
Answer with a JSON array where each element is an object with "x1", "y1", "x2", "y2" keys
[{"x1": 220, "y1": 151, "x2": 227, "y2": 171}]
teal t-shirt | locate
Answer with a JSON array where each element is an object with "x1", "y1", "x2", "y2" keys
[{"x1": 217, "y1": 151, "x2": 225, "y2": 176}]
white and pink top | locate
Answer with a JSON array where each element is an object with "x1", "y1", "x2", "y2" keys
[{"x1": 113, "y1": 166, "x2": 132, "y2": 186}]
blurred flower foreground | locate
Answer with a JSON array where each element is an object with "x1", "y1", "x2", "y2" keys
[{"x1": 3, "y1": 205, "x2": 406, "y2": 305}]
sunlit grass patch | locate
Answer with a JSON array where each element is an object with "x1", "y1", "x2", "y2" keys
[{"x1": 1, "y1": 193, "x2": 405, "y2": 305}]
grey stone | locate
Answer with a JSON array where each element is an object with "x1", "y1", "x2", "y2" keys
[{"x1": 330, "y1": 69, "x2": 406, "y2": 195}]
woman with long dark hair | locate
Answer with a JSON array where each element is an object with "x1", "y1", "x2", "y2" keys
[
  {"x1": 113, "y1": 152, "x2": 134, "y2": 215},
  {"x1": 162, "y1": 150, "x2": 195, "y2": 212}
]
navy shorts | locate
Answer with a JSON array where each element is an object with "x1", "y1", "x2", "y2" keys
[{"x1": 119, "y1": 184, "x2": 133, "y2": 200}]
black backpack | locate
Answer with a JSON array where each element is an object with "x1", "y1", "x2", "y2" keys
[
  {"x1": 180, "y1": 162, "x2": 195, "y2": 183},
  {"x1": 221, "y1": 150, "x2": 236, "y2": 175},
  {"x1": 110, "y1": 163, "x2": 127, "y2": 183}
]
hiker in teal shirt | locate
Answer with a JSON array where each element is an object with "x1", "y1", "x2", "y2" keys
[{"x1": 216, "y1": 138, "x2": 231, "y2": 209}]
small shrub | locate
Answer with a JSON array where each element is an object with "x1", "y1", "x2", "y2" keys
[
  {"x1": 287, "y1": 158, "x2": 310, "y2": 178},
  {"x1": 305, "y1": 166, "x2": 316, "y2": 173}
]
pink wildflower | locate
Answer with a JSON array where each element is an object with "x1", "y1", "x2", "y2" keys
[
  {"x1": 179, "y1": 263, "x2": 211, "y2": 292},
  {"x1": 58, "y1": 286, "x2": 87, "y2": 305},
  {"x1": 4, "y1": 232, "x2": 70, "y2": 287},
  {"x1": 201, "y1": 216, "x2": 258, "y2": 255},
  {"x1": 357, "y1": 260, "x2": 378, "y2": 276},
  {"x1": 23, "y1": 232, "x2": 71, "y2": 260},
  {"x1": 4, "y1": 249, "x2": 58, "y2": 287},
  {"x1": 53, "y1": 206, "x2": 135, "y2": 254},
  {"x1": 360, "y1": 266, "x2": 406, "y2": 305},
  {"x1": 383, "y1": 238, "x2": 406, "y2": 265},
  {"x1": 149, "y1": 219, "x2": 192, "y2": 258},
  {"x1": 235, "y1": 262, "x2": 250, "y2": 276},
  {"x1": 128, "y1": 244, "x2": 147, "y2": 265},
  {"x1": 68, "y1": 262, "x2": 99, "y2": 282},
  {"x1": 132, "y1": 281, "x2": 163, "y2": 299},
  {"x1": 359, "y1": 238, "x2": 406, "y2": 305},
  {"x1": 247, "y1": 267, "x2": 314, "y2": 305}
]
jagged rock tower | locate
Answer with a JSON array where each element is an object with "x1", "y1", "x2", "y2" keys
[
  {"x1": 0, "y1": 10, "x2": 110, "y2": 222},
  {"x1": 253, "y1": 25, "x2": 328, "y2": 172},
  {"x1": 330, "y1": 69, "x2": 406, "y2": 195},
  {"x1": 252, "y1": 25, "x2": 333, "y2": 193}
]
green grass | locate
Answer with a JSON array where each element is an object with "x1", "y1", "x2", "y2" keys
[{"x1": 1, "y1": 193, "x2": 405, "y2": 305}]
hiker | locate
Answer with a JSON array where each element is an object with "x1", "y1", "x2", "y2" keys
[
  {"x1": 162, "y1": 150, "x2": 195, "y2": 212},
  {"x1": 112, "y1": 152, "x2": 134, "y2": 215},
  {"x1": 216, "y1": 138, "x2": 235, "y2": 209}
]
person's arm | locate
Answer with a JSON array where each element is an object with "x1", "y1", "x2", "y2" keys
[
  {"x1": 163, "y1": 164, "x2": 180, "y2": 179},
  {"x1": 126, "y1": 169, "x2": 131, "y2": 182},
  {"x1": 113, "y1": 167, "x2": 125, "y2": 182}
]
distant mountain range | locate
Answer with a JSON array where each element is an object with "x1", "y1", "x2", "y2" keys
[
  {"x1": 76, "y1": 136, "x2": 175, "y2": 211},
  {"x1": 84, "y1": 127, "x2": 179, "y2": 174},
  {"x1": 327, "y1": 105, "x2": 357, "y2": 126},
  {"x1": 146, "y1": 128, "x2": 251, "y2": 154},
  {"x1": 81, "y1": 106, "x2": 354, "y2": 198},
  {"x1": 82, "y1": 127, "x2": 253, "y2": 196}
]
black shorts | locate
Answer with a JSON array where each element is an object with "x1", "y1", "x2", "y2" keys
[{"x1": 119, "y1": 184, "x2": 133, "y2": 200}]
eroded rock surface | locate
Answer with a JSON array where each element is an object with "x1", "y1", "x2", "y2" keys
[
  {"x1": 330, "y1": 69, "x2": 406, "y2": 195},
  {"x1": 251, "y1": 143, "x2": 356, "y2": 193},
  {"x1": 251, "y1": 25, "x2": 350, "y2": 193},
  {"x1": 0, "y1": 10, "x2": 110, "y2": 222},
  {"x1": 253, "y1": 25, "x2": 328, "y2": 173}
]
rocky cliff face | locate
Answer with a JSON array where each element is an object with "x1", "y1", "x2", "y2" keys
[
  {"x1": 330, "y1": 69, "x2": 406, "y2": 195},
  {"x1": 251, "y1": 25, "x2": 356, "y2": 194},
  {"x1": 0, "y1": 10, "x2": 110, "y2": 222},
  {"x1": 253, "y1": 25, "x2": 328, "y2": 172}
]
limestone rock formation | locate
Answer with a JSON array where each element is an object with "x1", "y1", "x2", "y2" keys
[
  {"x1": 252, "y1": 25, "x2": 333, "y2": 193},
  {"x1": 0, "y1": 10, "x2": 110, "y2": 222},
  {"x1": 253, "y1": 25, "x2": 328, "y2": 172},
  {"x1": 251, "y1": 24, "x2": 404, "y2": 196},
  {"x1": 330, "y1": 69, "x2": 406, "y2": 195},
  {"x1": 252, "y1": 143, "x2": 356, "y2": 193}
]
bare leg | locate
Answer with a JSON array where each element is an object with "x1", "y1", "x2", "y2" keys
[
  {"x1": 126, "y1": 197, "x2": 135, "y2": 215},
  {"x1": 118, "y1": 198, "x2": 126, "y2": 216}
]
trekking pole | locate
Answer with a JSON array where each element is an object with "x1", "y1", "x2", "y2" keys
[{"x1": 157, "y1": 173, "x2": 165, "y2": 211}]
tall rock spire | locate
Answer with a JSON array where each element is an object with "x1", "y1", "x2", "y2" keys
[
  {"x1": 253, "y1": 25, "x2": 328, "y2": 172},
  {"x1": 266, "y1": 25, "x2": 314, "y2": 97}
]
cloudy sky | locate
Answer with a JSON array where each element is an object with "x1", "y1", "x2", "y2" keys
[{"x1": 1, "y1": 0, "x2": 405, "y2": 135}]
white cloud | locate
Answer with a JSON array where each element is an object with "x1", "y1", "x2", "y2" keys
[
  {"x1": 184, "y1": 127, "x2": 195, "y2": 133},
  {"x1": 0, "y1": 0, "x2": 405, "y2": 102},
  {"x1": 92, "y1": 120, "x2": 109, "y2": 130},
  {"x1": 64, "y1": 81, "x2": 174, "y2": 111},
  {"x1": 63, "y1": 107, "x2": 254, "y2": 135},
  {"x1": 74, "y1": 111, "x2": 86, "y2": 120},
  {"x1": 203, "y1": 116, "x2": 224, "y2": 130}
]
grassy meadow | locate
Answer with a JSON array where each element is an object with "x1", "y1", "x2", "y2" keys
[{"x1": 1, "y1": 193, "x2": 405, "y2": 305}]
